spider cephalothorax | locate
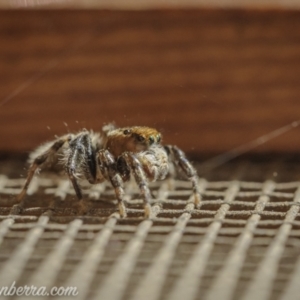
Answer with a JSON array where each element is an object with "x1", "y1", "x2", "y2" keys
[
  {"x1": 105, "y1": 126, "x2": 161, "y2": 157},
  {"x1": 16, "y1": 124, "x2": 201, "y2": 218}
]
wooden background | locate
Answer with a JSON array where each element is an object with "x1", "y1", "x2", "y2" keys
[{"x1": 0, "y1": 9, "x2": 300, "y2": 156}]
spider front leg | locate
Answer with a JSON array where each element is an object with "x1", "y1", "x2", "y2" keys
[
  {"x1": 122, "y1": 152, "x2": 152, "y2": 218},
  {"x1": 16, "y1": 136, "x2": 69, "y2": 203},
  {"x1": 98, "y1": 150, "x2": 127, "y2": 218},
  {"x1": 66, "y1": 152, "x2": 84, "y2": 201},
  {"x1": 165, "y1": 145, "x2": 201, "y2": 208},
  {"x1": 64, "y1": 132, "x2": 102, "y2": 214}
]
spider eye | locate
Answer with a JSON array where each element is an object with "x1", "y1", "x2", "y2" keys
[
  {"x1": 123, "y1": 129, "x2": 131, "y2": 135},
  {"x1": 137, "y1": 135, "x2": 145, "y2": 142},
  {"x1": 149, "y1": 136, "x2": 155, "y2": 145},
  {"x1": 157, "y1": 135, "x2": 161, "y2": 143}
]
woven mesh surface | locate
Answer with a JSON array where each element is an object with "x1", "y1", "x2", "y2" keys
[{"x1": 0, "y1": 156, "x2": 300, "y2": 300}]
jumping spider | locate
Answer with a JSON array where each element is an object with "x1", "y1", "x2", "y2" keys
[{"x1": 16, "y1": 124, "x2": 201, "y2": 217}]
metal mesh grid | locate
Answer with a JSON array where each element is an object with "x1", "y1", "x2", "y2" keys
[{"x1": 0, "y1": 157, "x2": 300, "y2": 300}]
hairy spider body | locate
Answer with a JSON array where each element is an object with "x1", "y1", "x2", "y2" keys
[{"x1": 17, "y1": 124, "x2": 201, "y2": 218}]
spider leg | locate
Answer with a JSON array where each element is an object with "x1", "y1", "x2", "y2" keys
[
  {"x1": 65, "y1": 131, "x2": 99, "y2": 200},
  {"x1": 122, "y1": 152, "x2": 152, "y2": 218},
  {"x1": 16, "y1": 136, "x2": 69, "y2": 203},
  {"x1": 66, "y1": 165, "x2": 83, "y2": 200},
  {"x1": 165, "y1": 145, "x2": 201, "y2": 207},
  {"x1": 98, "y1": 150, "x2": 126, "y2": 217}
]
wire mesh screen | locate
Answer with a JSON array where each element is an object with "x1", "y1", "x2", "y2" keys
[{"x1": 0, "y1": 156, "x2": 300, "y2": 300}]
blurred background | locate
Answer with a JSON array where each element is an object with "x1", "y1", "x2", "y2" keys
[
  {"x1": 0, "y1": 1, "x2": 300, "y2": 162},
  {"x1": 1, "y1": 4, "x2": 300, "y2": 300}
]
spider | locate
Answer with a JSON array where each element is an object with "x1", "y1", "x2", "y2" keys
[{"x1": 16, "y1": 124, "x2": 201, "y2": 218}]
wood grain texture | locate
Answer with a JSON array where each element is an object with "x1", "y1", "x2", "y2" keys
[
  {"x1": 0, "y1": 10, "x2": 300, "y2": 155},
  {"x1": 1, "y1": 0, "x2": 300, "y2": 9}
]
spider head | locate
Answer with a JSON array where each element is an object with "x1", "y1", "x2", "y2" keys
[
  {"x1": 106, "y1": 126, "x2": 162, "y2": 157},
  {"x1": 125, "y1": 127, "x2": 161, "y2": 146}
]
